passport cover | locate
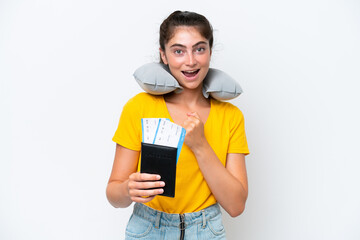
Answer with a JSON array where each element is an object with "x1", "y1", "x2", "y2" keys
[{"x1": 140, "y1": 142, "x2": 177, "y2": 198}]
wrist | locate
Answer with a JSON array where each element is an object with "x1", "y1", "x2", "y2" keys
[{"x1": 191, "y1": 140, "x2": 211, "y2": 157}]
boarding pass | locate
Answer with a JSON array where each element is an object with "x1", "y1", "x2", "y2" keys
[{"x1": 141, "y1": 118, "x2": 186, "y2": 162}]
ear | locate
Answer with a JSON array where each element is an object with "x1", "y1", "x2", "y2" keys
[{"x1": 159, "y1": 48, "x2": 168, "y2": 65}]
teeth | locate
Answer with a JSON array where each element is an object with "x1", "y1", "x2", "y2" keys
[{"x1": 184, "y1": 70, "x2": 198, "y2": 73}]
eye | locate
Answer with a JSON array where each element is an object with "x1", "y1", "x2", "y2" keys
[
  {"x1": 195, "y1": 47, "x2": 206, "y2": 53},
  {"x1": 174, "y1": 49, "x2": 183, "y2": 55}
]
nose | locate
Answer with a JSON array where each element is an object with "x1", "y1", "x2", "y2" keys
[{"x1": 186, "y1": 52, "x2": 197, "y2": 67}]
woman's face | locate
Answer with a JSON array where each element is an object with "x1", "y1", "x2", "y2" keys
[{"x1": 160, "y1": 26, "x2": 211, "y2": 91}]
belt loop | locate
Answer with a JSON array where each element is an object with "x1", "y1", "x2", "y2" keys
[
  {"x1": 155, "y1": 211, "x2": 161, "y2": 229},
  {"x1": 202, "y1": 210, "x2": 206, "y2": 228}
]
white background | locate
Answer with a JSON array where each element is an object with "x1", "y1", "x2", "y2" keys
[{"x1": 1, "y1": 0, "x2": 360, "y2": 239}]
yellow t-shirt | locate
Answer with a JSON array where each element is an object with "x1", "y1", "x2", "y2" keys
[{"x1": 112, "y1": 92, "x2": 249, "y2": 214}]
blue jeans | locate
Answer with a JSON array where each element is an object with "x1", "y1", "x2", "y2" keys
[{"x1": 125, "y1": 203, "x2": 226, "y2": 239}]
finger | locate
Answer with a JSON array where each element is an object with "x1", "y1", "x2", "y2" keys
[
  {"x1": 187, "y1": 112, "x2": 200, "y2": 119},
  {"x1": 129, "y1": 188, "x2": 164, "y2": 199},
  {"x1": 186, "y1": 115, "x2": 201, "y2": 125},
  {"x1": 131, "y1": 195, "x2": 156, "y2": 203},
  {"x1": 183, "y1": 116, "x2": 199, "y2": 126},
  {"x1": 139, "y1": 173, "x2": 162, "y2": 182},
  {"x1": 130, "y1": 180, "x2": 165, "y2": 190},
  {"x1": 182, "y1": 118, "x2": 191, "y2": 127},
  {"x1": 130, "y1": 172, "x2": 161, "y2": 181},
  {"x1": 186, "y1": 122, "x2": 196, "y2": 131}
]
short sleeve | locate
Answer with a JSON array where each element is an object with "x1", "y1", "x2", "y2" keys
[
  {"x1": 227, "y1": 107, "x2": 250, "y2": 155},
  {"x1": 112, "y1": 97, "x2": 142, "y2": 151}
]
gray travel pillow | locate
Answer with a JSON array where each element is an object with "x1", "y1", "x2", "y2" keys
[{"x1": 133, "y1": 63, "x2": 243, "y2": 100}]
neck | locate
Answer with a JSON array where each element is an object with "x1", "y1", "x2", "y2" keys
[{"x1": 164, "y1": 85, "x2": 209, "y2": 108}]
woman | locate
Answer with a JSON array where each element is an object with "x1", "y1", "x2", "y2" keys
[{"x1": 106, "y1": 10, "x2": 249, "y2": 239}]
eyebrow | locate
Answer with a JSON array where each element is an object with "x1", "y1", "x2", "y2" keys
[{"x1": 169, "y1": 41, "x2": 208, "y2": 49}]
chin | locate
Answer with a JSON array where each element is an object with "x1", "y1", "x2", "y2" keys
[{"x1": 179, "y1": 81, "x2": 203, "y2": 91}]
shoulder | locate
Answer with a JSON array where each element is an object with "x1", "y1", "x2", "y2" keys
[
  {"x1": 128, "y1": 92, "x2": 161, "y2": 103},
  {"x1": 121, "y1": 92, "x2": 163, "y2": 117},
  {"x1": 211, "y1": 98, "x2": 243, "y2": 117},
  {"x1": 125, "y1": 92, "x2": 162, "y2": 107}
]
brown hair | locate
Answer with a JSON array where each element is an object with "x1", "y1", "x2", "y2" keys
[{"x1": 159, "y1": 11, "x2": 213, "y2": 63}]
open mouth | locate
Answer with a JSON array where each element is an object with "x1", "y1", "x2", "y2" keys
[{"x1": 182, "y1": 69, "x2": 200, "y2": 78}]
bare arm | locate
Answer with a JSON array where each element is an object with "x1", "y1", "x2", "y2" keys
[
  {"x1": 193, "y1": 146, "x2": 248, "y2": 217},
  {"x1": 183, "y1": 112, "x2": 248, "y2": 217},
  {"x1": 106, "y1": 144, "x2": 165, "y2": 208}
]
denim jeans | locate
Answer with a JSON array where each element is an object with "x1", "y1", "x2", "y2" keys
[{"x1": 125, "y1": 203, "x2": 226, "y2": 239}]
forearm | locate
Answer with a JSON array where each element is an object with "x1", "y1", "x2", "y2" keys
[
  {"x1": 106, "y1": 179, "x2": 132, "y2": 208},
  {"x1": 193, "y1": 143, "x2": 248, "y2": 217}
]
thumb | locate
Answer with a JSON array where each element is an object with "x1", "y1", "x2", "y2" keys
[{"x1": 187, "y1": 112, "x2": 200, "y2": 119}]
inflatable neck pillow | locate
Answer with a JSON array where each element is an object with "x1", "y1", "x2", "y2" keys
[{"x1": 133, "y1": 63, "x2": 243, "y2": 101}]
